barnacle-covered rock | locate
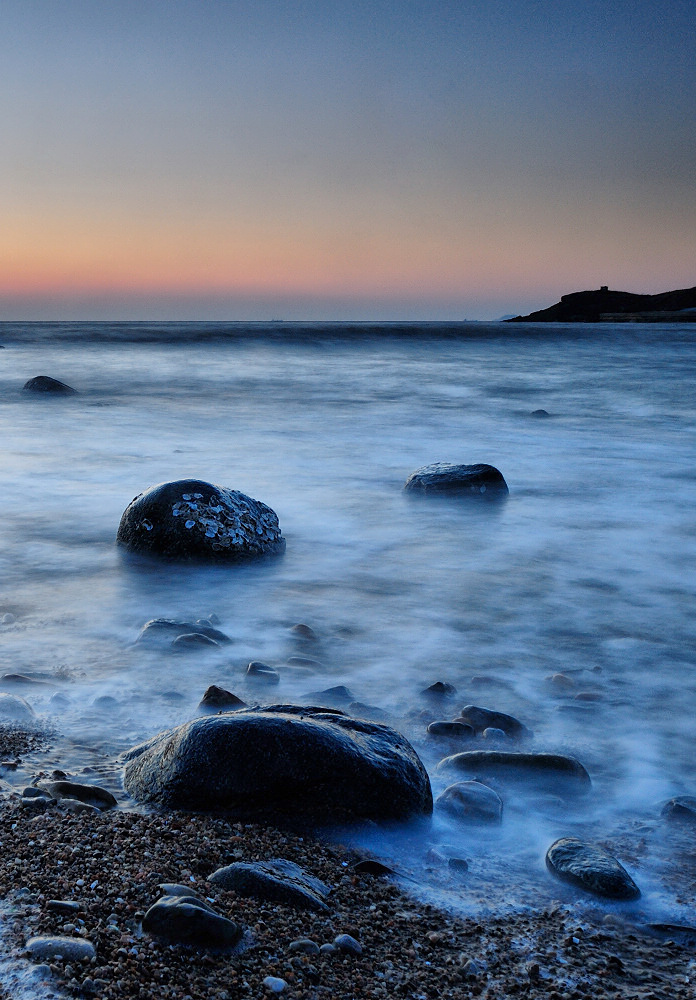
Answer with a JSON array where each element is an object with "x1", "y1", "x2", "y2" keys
[{"x1": 117, "y1": 479, "x2": 285, "y2": 563}]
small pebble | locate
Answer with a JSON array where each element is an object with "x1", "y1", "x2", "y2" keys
[
  {"x1": 262, "y1": 976, "x2": 287, "y2": 993},
  {"x1": 333, "y1": 933, "x2": 362, "y2": 955}
]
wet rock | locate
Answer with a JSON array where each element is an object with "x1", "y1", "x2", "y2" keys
[
  {"x1": 422, "y1": 681, "x2": 457, "y2": 699},
  {"x1": 436, "y1": 780, "x2": 503, "y2": 824},
  {"x1": 117, "y1": 479, "x2": 285, "y2": 563},
  {"x1": 306, "y1": 685, "x2": 355, "y2": 707},
  {"x1": 22, "y1": 376, "x2": 77, "y2": 395},
  {"x1": 26, "y1": 936, "x2": 95, "y2": 962},
  {"x1": 530, "y1": 409, "x2": 550, "y2": 418},
  {"x1": 142, "y1": 894, "x2": 243, "y2": 948},
  {"x1": 262, "y1": 977, "x2": 287, "y2": 993},
  {"x1": 208, "y1": 859, "x2": 330, "y2": 912},
  {"x1": 350, "y1": 859, "x2": 398, "y2": 877},
  {"x1": 172, "y1": 632, "x2": 221, "y2": 651},
  {"x1": 545, "y1": 837, "x2": 641, "y2": 900},
  {"x1": 661, "y1": 795, "x2": 696, "y2": 824},
  {"x1": 427, "y1": 721, "x2": 474, "y2": 740},
  {"x1": 286, "y1": 655, "x2": 323, "y2": 669},
  {"x1": 482, "y1": 727, "x2": 509, "y2": 741},
  {"x1": 136, "y1": 618, "x2": 232, "y2": 646},
  {"x1": 246, "y1": 661, "x2": 280, "y2": 685},
  {"x1": 123, "y1": 705, "x2": 433, "y2": 822},
  {"x1": 437, "y1": 750, "x2": 591, "y2": 797},
  {"x1": 290, "y1": 623, "x2": 318, "y2": 643},
  {"x1": 458, "y1": 705, "x2": 531, "y2": 738},
  {"x1": 405, "y1": 463, "x2": 508, "y2": 497},
  {"x1": 0, "y1": 692, "x2": 36, "y2": 722},
  {"x1": 1, "y1": 613, "x2": 16, "y2": 625},
  {"x1": 37, "y1": 780, "x2": 117, "y2": 810},
  {"x1": 197, "y1": 685, "x2": 246, "y2": 714}
]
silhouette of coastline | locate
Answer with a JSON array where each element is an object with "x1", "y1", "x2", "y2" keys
[{"x1": 507, "y1": 285, "x2": 696, "y2": 322}]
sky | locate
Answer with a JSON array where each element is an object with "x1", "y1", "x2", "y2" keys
[{"x1": 1, "y1": 0, "x2": 694, "y2": 321}]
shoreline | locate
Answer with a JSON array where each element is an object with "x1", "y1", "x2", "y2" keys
[{"x1": 0, "y1": 794, "x2": 693, "y2": 1000}]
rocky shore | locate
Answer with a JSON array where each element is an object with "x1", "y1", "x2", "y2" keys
[{"x1": 0, "y1": 744, "x2": 694, "y2": 1000}]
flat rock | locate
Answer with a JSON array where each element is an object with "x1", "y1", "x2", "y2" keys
[
  {"x1": 208, "y1": 858, "x2": 329, "y2": 912},
  {"x1": 26, "y1": 936, "x2": 95, "y2": 962},
  {"x1": 436, "y1": 750, "x2": 591, "y2": 797},
  {"x1": 436, "y1": 780, "x2": 503, "y2": 824},
  {"x1": 117, "y1": 479, "x2": 285, "y2": 563},
  {"x1": 123, "y1": 705, "x2": 432, "y2": 822},
  {"x1": 545, "y1": 837, "x2": 640, "y2": 900},
  {"x1": 405, "y1": 463, "x2": 508, "y2": 497},
  {"x1": 37, "y1": 780, "x2": 117, "y2": 810},
  {"x1": 459, "y1": 705, "x2": 531, "y2": 738},
  {"x1": 22, "y1": 376, "x2": 77, "y2": 395},
  {"x1": 142, "y1": 894, "x2": 243, "y2": 948}
]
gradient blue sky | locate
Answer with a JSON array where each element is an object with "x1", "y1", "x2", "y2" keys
[{"x1": 1, "y1": 0, "x2": 694, "y2": 320}]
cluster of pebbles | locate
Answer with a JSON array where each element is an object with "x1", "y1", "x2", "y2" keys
[{"x1": 0, "y1": 796, "x2": 694, "y2": 1000}]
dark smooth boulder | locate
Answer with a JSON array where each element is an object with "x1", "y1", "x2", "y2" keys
[
  {"x1": 142, "y1": 894, "x2": 243, "y2": 948},
  {"x1": 22, "y1": 376, "x2": 77, "y2": 395},
  {"x1": 546, "y1": 837, "x2": 640, "y2": 900},
  {"x1": 136, "y1": 618, "x2": 232, "y2": 646},
  {"x1": 436, "y1": 780, "x2": 503, "y2": 824},
  {"x1": 436, "y1": 751, "x2": 591, "y2": 797},
  {"x1": 123, "y1": 705, "x2": 432, "y2": 822},
  {"x1": 427, "y1": 721, "x2": 474, "y2": 740},
  {"x1": 405, "y1": 463, "x2": 508, "y2": 497},
  {"x1": 36, "y1": 780, "x2": 117, "y2": 810},
  {"x1": 208, "y1": 859, "x2": 329, "y2": 912},
  {"x1": 459, "y1": 705, "x2": 531, "y2": 739},
  {"x1": 117, "y1": 479, "x2": 285, "y2": 563}
]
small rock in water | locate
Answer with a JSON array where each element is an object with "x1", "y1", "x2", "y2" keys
[
  {"x1": 290, "y1": 623, "x2": 318, "y2": 643},
  {"x1": 545, "y1": 837, "x2": 640, "y2": 900},
  {"x1": 436, "y1": 780, "x2": 503, "y2": 825},
  {"x1": 0, "y1": 692, "x2": 36, "y2": 722},
  {"x1": 245, "y1": 661, "x2": 280, "y2": 685},
  {"x1": 661, "y1": 795, "x2": 696, "y2": 824},
  {"x1": 422, "y1": 681, "x2": 457, "y2": 699},
  {"x1": 137, "y1": 618, "x2": 232, "y2": 646},
  {"x1": 172, "y1": 632, "x2": 221, "y2": 651},
  {"x1": 481, "y1": 727, "x2": 509, "y2": 741},
  {"x1": 197, "y1": 685, "x2": 246, "y2": 714},
  {"x1": 405, "y1": 462, "x2": 509, "y2": 496},
  {"x1": 530, "y1": 408, "x2": 551, "y2": 418},
  {"x1": 427, "y1": 721, "x2": 474, "y2": 740},
  {"x1": 306, "y1": 685, "x2": 355, "y2": 706},
  {"x1": 37, "y1": 780, "x2": 117, "y2": 810},
  {"x1": 437, "y1": 750, "x2": 591, "y2": 797},
  {"x1": 1, "y1": 613, "x2": 16, "y2": 625},
  {"x1": 22, "y1": 375, "x2": 78, "y2": 395},
  {"x1": 286, "y1": 655, "x2": 323, "y2": 669},
  {"x1": 459, "y1": 705, "x2": 531, "y2": 738}
]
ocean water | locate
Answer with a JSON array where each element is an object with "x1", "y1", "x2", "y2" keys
[{"x1": 0, "y1": 321, "x2": 695, "y2": 926}]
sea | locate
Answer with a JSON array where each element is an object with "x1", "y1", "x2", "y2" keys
[{"x1": 0, "y1": 320, "x2": 695, "y2": 942}]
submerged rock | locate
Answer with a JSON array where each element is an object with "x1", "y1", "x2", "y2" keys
[
  {"x1": 123, "y1": 705, "x2": 433, "y2": 822},
  {"x1": 117, "y1": 479, "x2": 285, "y2": 563},
  {"x1": 459, "y1": 705, "x2": 531, "y2": 739},
  {"x1": 142, "y1": 894, "x2": 243, "y2": 948},
  {"x1": 436, "y1": 750, "x2": 591, "y2": 797},
  {"x1": 245, "y1": 661, "x2": 280, "y2": 685},
  {"x1": 436, "y1": 780, "x2": 503, "y2": 824},
  {"x1": 208, "y1": 859, "x2": 330, "y2": 912},
  {"x1": 36, "y1": 780, "x2": 117, "y2": 810},
  {"x1": 22, "y1": 376, "x2": 77, "y2": 395},
  {"x1": 136, "y1": 618, "x2": 232, "y2": 646},
  {"x1": 661, "y1": 796, "x2": 696, "y2": 824},
  {"x1": 545, "y1": 837, "x2": 640, "y2": 900},
  {"x1": 405, "y1": 463, "x2": 508, "y2": 497},
  {"x1": 422, "y1": 681, "x2": 457, "y2": 699}
]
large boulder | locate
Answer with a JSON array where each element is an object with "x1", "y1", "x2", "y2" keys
[
  {"x1": 546, "y1": 837, "x2": 640, "y2": 900},
  {"x1": 123, "y1": 705, "x2": 432, "y2": 822},
  {"x1": 404, "y1": 463, "x2": 508, "y2": 497},
  {"x1": 116, "y1": 479, "x2": 285, "y2": 563}
]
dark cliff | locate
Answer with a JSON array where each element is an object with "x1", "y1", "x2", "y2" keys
[{"x1": 507, "y1": 286, "x2": 696, "y2": 322}]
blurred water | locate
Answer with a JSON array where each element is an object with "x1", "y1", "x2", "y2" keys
[{"x1": 0, "y1": 321, "x2": 694, "y2": 921}]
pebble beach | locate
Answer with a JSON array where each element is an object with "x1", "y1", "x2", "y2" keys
[{"x1": 0, "y1": 728, "x2": 694, "y2": 1000}]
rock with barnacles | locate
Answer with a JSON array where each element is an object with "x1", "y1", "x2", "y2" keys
[
  {"x1": 117, "y1": 479, "x2": 285, "y2": 563},
  {"x1": 122, "y1": 705, "x2": 433, "y2": 822},
  {"x1": 404, "y1": 463, "x2": 508, "y2": 497}
]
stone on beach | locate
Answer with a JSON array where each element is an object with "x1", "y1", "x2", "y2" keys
[
  {"x1": 0, "y1": 692, "x2": 36, "y2": 722},
  {"x1": 142, "y1": 893, "x2": 243, "y2": 948},
  {"x1": 26, "y1": 936, "x2": 95, "y2": 962},
  {"x1": 36, "y1": 780, "x2": 117, "y2": 810},
  {"x1": 22, "y1": 375, "x2": 78, "y2": 395},
  {"x1": 123, "y1": 705, "x2": 433, "y2": 821},
  {"x1": 545, "y1": 837, "x2": 641, "y2": 900},
  {"x1": 208, "y1": 858, "x2": 330, "y2": 912},
  {"x1": 404, "y1": 462, "x2": 508, "y2": 496},
  {"x1": 117, "y1": 479, "x2": 285, "y2": 562},
  {"x1": 436, "y1": 750, "x2": 591, "y2": 797}
]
